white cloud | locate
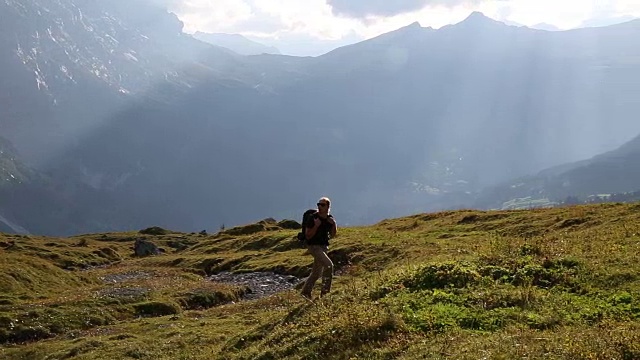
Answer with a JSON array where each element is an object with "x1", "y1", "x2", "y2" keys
[
  {"x1": 492, "y1": 0, "x2": 596, "y2": 29},
  {"x1": 609, "y1": 0, "x2": 640, "y2": 16},
  {"x1": 252, "y1": 0, "x2": 356, "y2": 40},
  {"x1": 172, "y1": 0, "x2": 359, "y2": 40},
  {"x1": 171, "y1": 0, "x2": 253, "y2": 33}
]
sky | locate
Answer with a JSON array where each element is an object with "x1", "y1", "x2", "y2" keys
[{"x1": 160, "y1": 0, "x2": 640, "y2": 56}]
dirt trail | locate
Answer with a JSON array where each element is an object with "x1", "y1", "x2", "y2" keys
[{"x1": 94, "y1": 268, "x2": 303, "y2": 301}]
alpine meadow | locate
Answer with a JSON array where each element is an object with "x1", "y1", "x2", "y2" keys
[{"x1": 1, "y1": 204, "x2": 640, "y2": 359}]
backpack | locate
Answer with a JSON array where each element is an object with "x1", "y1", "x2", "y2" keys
[{"x1": 296, "y1": 209, "x2": 317, "y2": 245}]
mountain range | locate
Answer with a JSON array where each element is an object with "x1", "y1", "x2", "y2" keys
[{"x1": 2, "y1": 1, "x2": 640, "y2": 235}]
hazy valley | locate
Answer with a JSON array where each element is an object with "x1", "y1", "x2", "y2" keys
[{"x1": 2, "y1": 1, "x2": 640, "y2": 235}]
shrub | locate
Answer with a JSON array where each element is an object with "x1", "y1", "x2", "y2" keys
[
  {"x1": 223, "y1": 223, "x2": 266, "y2": 236},
  {"x1": 478, "y1": 265, "x2": 512, "y2": 281},
  {"x1": 133, "y1": 301, "x2": 181, "y2": 317},
  {"x1": 0, "y1": 325, "x2": 52, "y2": 343},
  {"x1": 404, "y1": 262, "x2": 481, "y2": 290},
  {"x1": 277, "y1": 219, "x2": 301, "y2": 230},
  {"x1": 138, "y1": 227, "x2": 171, "y2": 235},
  {"x1": 178, "y1": 288, "x2": 244, "y2": 310}
]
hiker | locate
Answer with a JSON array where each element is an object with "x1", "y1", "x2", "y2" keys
[{"x1": 301, "y1": 197, "x2": 337, "y2": 300}]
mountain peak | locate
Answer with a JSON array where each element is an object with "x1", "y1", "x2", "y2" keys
[
  {"x1": 387, "y1": 21, "x2": 423, "y2": 35},
  {"x1": 366, "y1": 20, "x2": 426, "y2": 42},
  {"x1": 458, "y1": 11, "x2": 503, "y2": 27},
  {"x1": 395, "y1": 21, "x2": 424, "y2": 34},
  {"x1": 466, "y1": 11, "x2": 490, "y2": 20}
]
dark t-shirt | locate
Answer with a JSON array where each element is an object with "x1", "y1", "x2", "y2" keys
[{"x1": 304, "y1": 214, "x2": 333, "y2": 246}]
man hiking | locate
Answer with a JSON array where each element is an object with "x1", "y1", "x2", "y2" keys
[{"x1": 301, "y1": 197, "x2": 337, "y2": 300}]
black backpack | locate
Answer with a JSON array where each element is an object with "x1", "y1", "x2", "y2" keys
[{"x1": 296, "y1": 209, "x2": 317, "y2": 245}]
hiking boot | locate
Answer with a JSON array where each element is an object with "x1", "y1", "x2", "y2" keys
[
  {"x1": 301, "y1": 292, "x2": 313, "y2": 301},
  {"x1": 294, "y1": 280, "x2": 306, "y2": 290}
]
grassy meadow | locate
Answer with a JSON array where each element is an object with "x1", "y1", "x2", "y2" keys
[{"x1": 1, "y1": 203, "x2": 639, "y2": 359}]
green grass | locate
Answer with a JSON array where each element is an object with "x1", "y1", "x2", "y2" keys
[{"x1": 1, "y1": 203, "x2": 640, "y2": 359}]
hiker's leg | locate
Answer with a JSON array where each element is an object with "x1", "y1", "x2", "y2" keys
[
  {"x1": 318, "y1": 246, "x2": 334, "y2": 296},
  {"x1": 301, "y1": 246, "x2": 324, "y2": 296}
]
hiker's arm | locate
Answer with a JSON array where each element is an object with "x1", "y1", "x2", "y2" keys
[{"x1": 328, "y1": 217, "x2": 337, "y2": 238}]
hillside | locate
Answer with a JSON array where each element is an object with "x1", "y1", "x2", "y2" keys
[
  {"x1": 0, "y1": 137, "x2": 32, "y2": 187},
  {"x1": 0, "y1": 137, "x2": 116, "y2": 235},
  {"x1": 476, "y1": 133, "x2": 640, "y2": 209},
  {"x1": 0, "y1": 137, "x2": 38, "y2": 234},
  {"x1": 1, "y1": 204, "x2": 639, "y2": 359}
]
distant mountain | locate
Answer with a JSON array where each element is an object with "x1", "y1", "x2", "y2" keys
[
  {"x1": 476, "y1": 133, "x2": 640, "y2": 209},
  {"x1": 471, "y1": 15, "x2": 637, "y2": 31},
  {"x1": 0, "y1": 136, "x2": 114, "y2": 235},
  {"x1": 193, "y1": 32, "x2": 281, "y2": 55},
  {"x1": 501, "y1": 19, "x2": 559, "y2": 31},
  {"x1": 580, "y1": 16, "x2": 638, "y2": 28},
  {"x1": 530, "y1": 23, "x2": 561, "y2": 31},
  {"x1": 312, "y1": 12, "x2": 640, "y2": 185},
  {"x1": 0, "y1": 137, "x2": 47, "y2": 234},
  {"x1": 3, "y1": 6, "x2": 640, "y2": 235},
  {"x1": 0, "y1": 137, "x2": 32, "y2": 187}
]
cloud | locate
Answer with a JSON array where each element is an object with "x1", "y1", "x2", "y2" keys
[
  {"x1": 171, "y1": 0, "x2": 363, "y2": 40},
  {"x1": 327, "y1": 0, "x2": 486, "y2": 18},
  {"x1": 170, "y1": 0, "x2": 254, "y2": 32}
]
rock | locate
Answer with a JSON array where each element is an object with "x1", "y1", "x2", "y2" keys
[
  {"x1": 223, "y1": 223, "x2": 266, "y2": 236},
  {"x1": 221, "y1": 218, "x2": 289, "y2": 236},
  {"x1": 139, "y1": 226, "x2": 171, "y2": 235},
  {"x1": 0, "y1": 240, "x2": 16, "y2": 248},
  {"x1": 134, "y1": 238, "x2": 161, "y2": 257},
  {"x1": 277, "y1": 219, "x2": 301, "y2": 229}
]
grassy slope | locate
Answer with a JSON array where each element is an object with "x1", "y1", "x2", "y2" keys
[{"x1": 0, "y1": 204, "x2": 639, "y2": 359}]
